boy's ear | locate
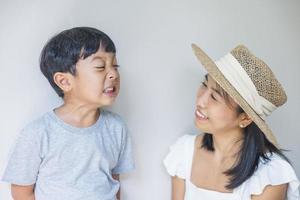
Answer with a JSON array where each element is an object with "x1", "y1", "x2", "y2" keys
[
  {"x1": 53, "y1": 72, "x2": 73, "y2": 93},
  {"x1": 238, "y1": 112, "x2": 253, "y2": 129}
]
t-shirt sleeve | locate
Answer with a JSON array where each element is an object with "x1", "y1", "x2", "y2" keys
[
  {"x1": 2, "y1": 127, "x2": 42, "y2": 185},
  {"x1": 241, "y1": 156, "x2": 300, "y2": 200},
  {"x1": 112, "y1": 123, "x2": 135, "y2": 174}
]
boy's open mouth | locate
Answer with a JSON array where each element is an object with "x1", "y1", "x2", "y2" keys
[{"x1": 103, "y1": 86, "x2": 117, "y2": 96}]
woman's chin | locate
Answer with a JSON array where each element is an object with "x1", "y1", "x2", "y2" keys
[{"x1": 195, "y1": 120, "x2": 211, "y2": 133}]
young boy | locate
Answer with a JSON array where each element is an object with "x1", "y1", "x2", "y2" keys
[{"x1": 2, "y1": 27, "x2": 134, "y2": 200}]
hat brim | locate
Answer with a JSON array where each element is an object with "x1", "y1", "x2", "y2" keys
[{"x1": 191, "y1": 43, "x2": 279, "y2": 147}]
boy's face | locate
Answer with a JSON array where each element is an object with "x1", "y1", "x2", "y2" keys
[{"x1": 68, "y1": 49, "x2": 120, "y2": 107}]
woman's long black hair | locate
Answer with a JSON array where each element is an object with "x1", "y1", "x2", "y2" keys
[
  {"x1": 201, "y1": 74, "x2": 290, "y2": 190},
  {"x1": 201, "y1": 108, "x2": 290, "y2": 190}
]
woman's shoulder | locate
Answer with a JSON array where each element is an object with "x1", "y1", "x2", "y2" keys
[
  {"x1": 167, "y1": 133, "x2": 200, "y2": 150},
  {"x1": 256, "y1": 153, "x2": 296, "y2": 178},
  {"x1": 163, "y1": 134, "x2": 200, "y2": 179},
  {"x1": 238, "y1": 153, "x2": 299, "y2": 199},
  {"x1": 174, "y1": 133, "x2": 199, "y2": 145}
]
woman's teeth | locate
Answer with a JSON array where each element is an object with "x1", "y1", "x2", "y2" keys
[{"x1": 196, "y1": 110, "x2": 208, "y2": 119}]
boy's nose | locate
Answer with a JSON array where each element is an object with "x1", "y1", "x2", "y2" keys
[{"x1": 107, "y1": 67, "x2": 119, "y2": 80}]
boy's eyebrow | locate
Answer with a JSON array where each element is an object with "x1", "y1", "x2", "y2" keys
[
  {"x1": 91, "y1": 56, "x2": 104, "y2": 61},
  {"x1": 91, "y1": 54, "x2": 116, "y2": 61}
]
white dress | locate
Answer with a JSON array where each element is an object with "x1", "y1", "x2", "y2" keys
[{"x1": 163, "y1": 134, "x2": 300, "y2": 200}]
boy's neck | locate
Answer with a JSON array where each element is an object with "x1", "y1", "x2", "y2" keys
[{"x1": 54, "y1": 103, "x2": 101, "y2": 128}]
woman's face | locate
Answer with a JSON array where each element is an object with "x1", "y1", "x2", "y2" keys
[{"x1": 195, "y1": 75, "x2": 241, "y2": 134}]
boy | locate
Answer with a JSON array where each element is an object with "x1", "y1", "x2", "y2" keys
[{"x1": 2, "y1": 27, "x2": 134, "y2": 200}]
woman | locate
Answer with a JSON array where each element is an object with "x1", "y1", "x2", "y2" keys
[{"x1": 164, "y1": 44, "x2": 299, "y2": 200}]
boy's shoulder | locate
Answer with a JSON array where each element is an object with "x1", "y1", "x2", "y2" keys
[
  {"x1": 20, "y1": 111, "x2": 53, "y2": 137},
  {"x1": 101, "y1": 109, "x2": 126, "y2": 127}
]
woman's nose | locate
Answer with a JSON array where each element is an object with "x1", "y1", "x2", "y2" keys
[{"x1": 196, "y1": 89, "x2": 209, "y2": 108}]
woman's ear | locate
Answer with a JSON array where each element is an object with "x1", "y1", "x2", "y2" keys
[
  {"x1": 53, "y1": 72, "x2": 73, "y2": 93},
  {"x1": 238, "y1": 113, "x2": 253, "y2": 128}
]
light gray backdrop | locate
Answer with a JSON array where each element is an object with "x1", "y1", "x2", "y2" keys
[{"x1": 0, "y1": 0, "x2": 299, "y2": 199}]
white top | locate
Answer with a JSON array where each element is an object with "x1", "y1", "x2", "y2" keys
[{"x1": 163, "y1": 134, "x2": 300, "y2": 200}]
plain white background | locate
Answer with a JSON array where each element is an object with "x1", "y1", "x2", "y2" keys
[{"x1": 1, "y1": 0, "x2": 299, "y2": 199}]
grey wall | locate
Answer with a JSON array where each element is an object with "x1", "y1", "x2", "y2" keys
[{"x1": 1, "y1": 0, "x2": 299, "y2": 199}]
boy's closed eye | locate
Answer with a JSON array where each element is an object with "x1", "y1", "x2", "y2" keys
[
  {"x1": 95, "y1": 64, "x2": 119, "y2": 69},
  {"x1": 94, "y1": 66, "x2": 105, "y2": 72},
  {"x1": 95, "y1": 66, "x2": 105, "y2": 69}
]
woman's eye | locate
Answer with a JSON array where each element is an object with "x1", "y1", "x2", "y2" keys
[
  {"x1": 211, "y1": 94, "x2": 217, "y2": 101},
  {"x1": 201, "y1": 82, "x2": 207, "y2": 88}
]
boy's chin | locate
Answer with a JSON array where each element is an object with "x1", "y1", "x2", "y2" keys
[{"x1": 98, "y1": 98, "x2": 117, "y2": 107}]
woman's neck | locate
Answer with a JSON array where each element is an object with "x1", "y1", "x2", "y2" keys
[{"x1": 211, "y1": 129, "x2": 244, "y2": 161}]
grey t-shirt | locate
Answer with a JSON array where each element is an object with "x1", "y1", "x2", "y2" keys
[{"x1": 2, "y1": 109, "x2": 134, "y2": 200}]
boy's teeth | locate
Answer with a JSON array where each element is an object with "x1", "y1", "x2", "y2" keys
[{"x1": 104, "y1": 87, "x2": 114, "y2": 92}]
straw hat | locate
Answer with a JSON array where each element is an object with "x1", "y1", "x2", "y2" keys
[{"x1": 191, "y1": 44, "x2": 287, "y2": 147}]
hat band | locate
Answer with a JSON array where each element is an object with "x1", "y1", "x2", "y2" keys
[{"x1": 215, "y1": 53, "x2": 277, "y2": 120}]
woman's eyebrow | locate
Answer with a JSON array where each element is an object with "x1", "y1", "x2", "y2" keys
[
  {"x1": 211, "y1": 87, "x2": 222, "y2": 96},
  {"x1": 206, "y1": 75, "x2": 222, "y2": 96}
]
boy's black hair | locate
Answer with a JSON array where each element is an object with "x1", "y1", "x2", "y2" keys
[{"x1": 40, "y1": 27, "x2": 116, "y2": 97}]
